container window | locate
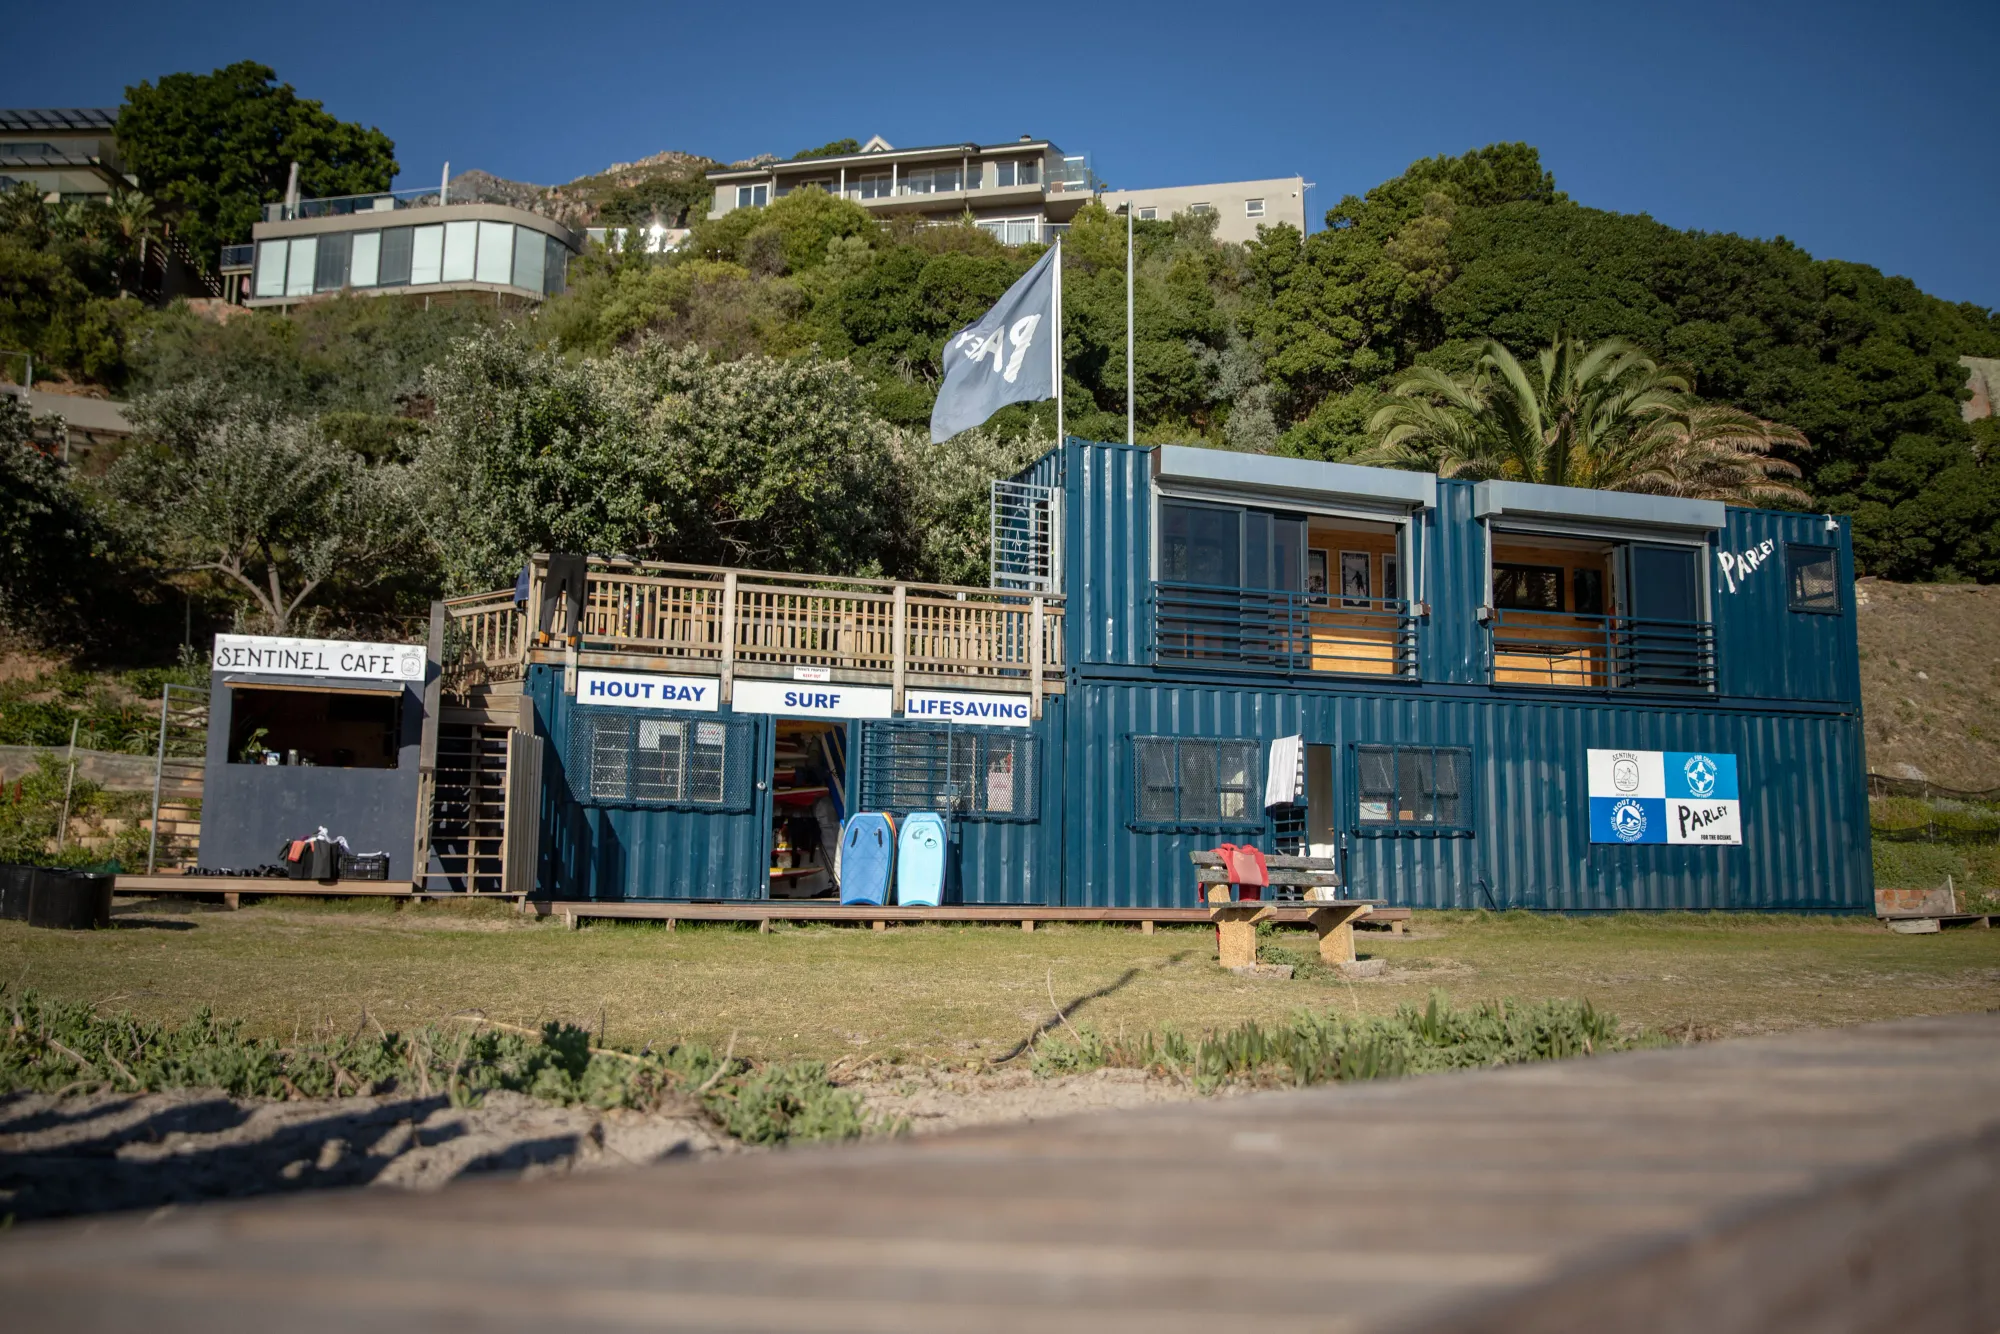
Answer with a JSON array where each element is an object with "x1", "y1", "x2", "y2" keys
[
  {"x1": 1129, "y1": 736, "x2": 1262, "y2": 831},
  {"x1": 565, "y1": 708, "x2": 753, "y2": 810},
  {"x1": 1786, "y1": 543, "x2": 1840, "y2": 613},
  {"x1": 859, "y1": 724, "x2": 1039, "y2": 821},
  {"x1": 1353, "y1": 744, "x2": 1472, "y2": 833},
  {"x1": 227, "y1": 687, "x2": 400, "y2": 769}
]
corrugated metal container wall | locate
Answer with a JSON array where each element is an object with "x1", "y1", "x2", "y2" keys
[
  {"x1": 531, "y1": 665, "x2": 770, "y2": 901},
  {"x1": 1425, "y1": 481, "x2": 1486, "y2": 685},
  {"x1": 1066, "y1": 439, "x2": 1154, "y2": 668},
  {"x1": 1064, "y1": 679, "x2": 1872, "y2": 912},
  {"x1": 1712, "y1": 509, "x2": 1859, "y2": 705},
  {"x1": 853, "y1": 700, "x2": 1068, "y2": 905}
]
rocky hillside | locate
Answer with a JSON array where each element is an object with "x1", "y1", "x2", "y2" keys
[
  {"x1": 448, "y1": 150, "x2": 719, "y2": 230},
  {"x1": 1857, "y1": 580, "x2": 2000, "y2": 790}
]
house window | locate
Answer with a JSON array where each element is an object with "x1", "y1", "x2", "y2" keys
[
  {"x1": 857, "y1": 173, "x2": 891, "y2": 200},
  {"x1": 1354, "y1": 745, "x2": 1471, "y2": 833},
  {"x1": 253, "y1": 239, "x2": 287, "y2": 297},
  {"x1": 284, "y1": 237, "x2": 317, "y2": 297},
  {"x1": 977, "y1": 217, "x2": 1042, "y2": 246},
  {"x1": 474, "y1": 221, "x2": 513, "y2": 285},
  {"x1": 1786, "y1": 544, "x2": 1840, "y2": 613},
  {"x1": 1131, "y1": 737, "x2": 1262, "y2": 829},
  {"x1": 1137, "y1": 206, "x2": 1156, "y2": 221},
  {"x1": 349, "y1": 231, "x2": 381, "y2": 287},
  {"x1": 735, "y1": 183, "x2": 769, "y2": 209},
  {"x1": 409, "y1": 224, "x2": 444, "y2": 285},
  {"x1": 1493, "y1": 563, "x2": 1563, "y2": 611},
  {"x1": 859, "y1": 724, "x2": 1039, "y2": 821},
  {"x1": 441, "y1": 220, "x2": 478, "y2": 282},
  {"x1": 1245, "y1": 198, "x2": 1266, "y2": 218},
  {"x1": 566, "y1": 709, "x2": 752, "y2": 810},
  {"x1": 1188, "y1": 202, "x2": 1213, "y2": 215}
]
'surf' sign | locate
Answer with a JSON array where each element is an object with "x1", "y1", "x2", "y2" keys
[
  {"x1": 212, "y1": 634, "x2": 425, "y2": 682},
  {"x1": 1586, "y1": 748, "x2": 1742, "y2": 846}
]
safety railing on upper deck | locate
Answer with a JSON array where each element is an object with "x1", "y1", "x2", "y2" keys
[
  {"x1": 1151, "y1": 582, "x2": 1419, "y2": 678},
  {"x1": 1486, "y1": 608, "x2": 1714, "y2": 692},
  {"x1": 443, "y1": 558, "x2": 1064, "y2": 703}
]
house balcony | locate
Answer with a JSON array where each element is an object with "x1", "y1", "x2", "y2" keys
[
  {"x1": 1151, "y1": 582, "x2": 1418, "y2": 678},
  {"x1": 1485, "y1": 608, "x2": 1715, "y2": 692},
  {"x1": 443, "y1": 556, "x2": 1065, "y2": 711}
]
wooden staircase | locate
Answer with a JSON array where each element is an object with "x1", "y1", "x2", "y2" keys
[{"x1": 424, "y1": 724, "x2": 513, "y2": 894}]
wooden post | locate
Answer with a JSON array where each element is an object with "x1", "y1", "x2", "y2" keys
[
  {"x1": 222, "y1": 892, "x2": 239, "y2": 911},
  {"x1": 759, "y1": 918, "x2": 772, "y2": 935},
  {"x1": 720, "y1": 572, "x2": 738, "y2": 705},
  {"x1": 1141, "y1": 920, "x2": 1154, "y2": 936},
  {"x1": 892, "y1": 584, "x2": 908, "y2": 712},
  {"x1": 873, "y1": 920, "x2": 887, "y2": 933},
  {"x1": 563, "y1": 909, "x2": 578, "y2": 931},
  {"x1": 1031, "y1": 596, "x2": 1045, "y2": 720},
  {"x1": 1022, "y1": 918, "x2": 1035, "y2": 933}
]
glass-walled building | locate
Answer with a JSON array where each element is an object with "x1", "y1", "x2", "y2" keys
[{"x1": 242, "y1": 194, "x2": 579, "y2": 308}]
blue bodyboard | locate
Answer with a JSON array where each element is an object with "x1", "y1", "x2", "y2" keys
[
  {"x1": 839, "y1": 813, "x2": 896, "y2": 906},
  {"x1": 896, "y1": 812, "x2": 948, "y2": 907}
]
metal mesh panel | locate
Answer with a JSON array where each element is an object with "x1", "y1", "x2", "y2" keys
[
  {"x1": 565, "y1": 707, "x2": 753, "y2": 810},
  {"x1": 1129, "y1": 737, "x2": 1265, "y2": 830},
  {"x1": 859, "y1": 723, "x2": 1040, "y2": 822},
  {"x1": 1355, "y1": 744, "x2": 1471, "y2": 831},
  {"x1": 990, "y1": 480, "x2": 1059, "y2": 593},
  {"x1": 1787, "y1": 544, "x2": 1839, "y2": 612}
]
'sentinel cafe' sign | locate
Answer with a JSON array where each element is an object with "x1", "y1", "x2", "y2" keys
[{"x1": 212, "y1": 634, "x2": 426, "y2": 682}]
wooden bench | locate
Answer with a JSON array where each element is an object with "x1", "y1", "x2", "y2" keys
[{"x1": 1189, "y1": 851, "x2": 1379, "y2": 970}]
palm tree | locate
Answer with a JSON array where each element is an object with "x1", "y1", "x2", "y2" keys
[
  {"x1": 1358, "y1": 335, "x2": 1809, "y2": 504},
  {"x1": 106, "y1": 189, "x2": 159, "y2": 296}
]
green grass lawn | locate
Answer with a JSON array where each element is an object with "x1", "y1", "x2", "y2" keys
[{"x1": 4, "y1": 899, "x2": 1995, "y2": 1067}]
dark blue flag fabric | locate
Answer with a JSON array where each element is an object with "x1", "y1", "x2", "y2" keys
[{"x1": 929, "y1": 244, "x2": 1057, "y2": 443}]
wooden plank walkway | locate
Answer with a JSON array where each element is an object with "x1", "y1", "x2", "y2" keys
[
  {"x1": 533, "y1": 899, "x2": 1406, "y2": 930},
  {"x1": 3, "y1": 1013, "x2": 1997, "y2": 1332}
]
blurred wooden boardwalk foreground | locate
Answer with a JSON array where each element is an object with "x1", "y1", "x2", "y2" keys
[{"x1": 4, "y1": 1013, "x2": 1998, "y2": 1333}]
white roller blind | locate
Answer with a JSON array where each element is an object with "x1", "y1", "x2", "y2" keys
[
  {"x1": 284, "y1": 237, "x2": 317, "y2": 297},
  {"x1": 410, "y1": 225, "x2": 444, "y2": 284},
  {"x1": 349, "y1": 232, "x2": 380, "y2": 287},
  {"x1": 442, "y1": 221, "x2": 477, "y2": 282},
  {"x1": 475, "y1": 221, "x2": 512, "y2": 284},
  {"x1": 254, "y1": 240, "x2": 287, "y2": 297}
]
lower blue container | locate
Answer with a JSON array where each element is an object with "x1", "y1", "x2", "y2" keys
[
  {"x1": 895, "y1": 813, "x2": 947, "y2": 907},
  {"x1": 840, "y1": 814, "x2": 896, "y2": 906}
]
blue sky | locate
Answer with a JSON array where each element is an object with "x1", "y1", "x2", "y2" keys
[{"x1": 15, "y1": 0, "x2": 1997, "y2": 309}]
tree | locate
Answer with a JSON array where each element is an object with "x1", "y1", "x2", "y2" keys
[
  {"x1": 1360, "y1": 334, "x2": 1809, "y2": 504},
  {"x1": 0, "y1": 395, "x2": 143, "y2": 647},
  {"x1": 108, "y1": 404, "x2": 418, "y2": 633},
  {"x1": 116, "y1": 62, "x2": 398, "y2": 264},
  {"x1": 793, "y1": 139, "x2": 860, "y2": 160}
]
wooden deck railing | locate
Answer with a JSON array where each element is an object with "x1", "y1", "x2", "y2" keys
[{"x1": 443, "y1": 558, "x2": 1064, "y2": 705}]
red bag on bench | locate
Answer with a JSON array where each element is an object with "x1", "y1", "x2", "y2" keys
[{"x1": 1211, "y1": 843, "x2": 1269, "y2": 901}]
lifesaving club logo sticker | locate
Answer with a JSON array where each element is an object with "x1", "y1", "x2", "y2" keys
[
  {"x1": 1682, "y1": 754, "x2": 1718, "y2": 798},
  {"x1": 1609, "y1": 798, "x2": 1649, "y2": 843}
]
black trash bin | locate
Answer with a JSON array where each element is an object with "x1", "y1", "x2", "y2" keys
[
  {"x1": 0, "y1": 863, "x2": 35, "y2": 921},
  {"x1": 26, "y1": 869, "x2": 113, "y2": 930}
]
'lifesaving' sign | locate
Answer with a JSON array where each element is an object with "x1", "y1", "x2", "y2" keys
[
  {"x1": 575, "y1": 670, "x2": 718, "y2": 711},
  {"x1": 902, "y1": 690, "x2": 1032, "y2": 727}
]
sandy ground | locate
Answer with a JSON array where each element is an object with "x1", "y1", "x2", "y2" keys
[
  {"x1": 0, "y1": 1087, "x2": 729, "y2": 1223},
  {"x1": 854, "y1": 1065, "x2": 1198, "y2": 1135},
  {"x1": 0, "y1": 1069, "x2": 1197, "y2": 1222}
]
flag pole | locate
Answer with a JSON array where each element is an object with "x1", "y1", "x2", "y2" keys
[
  {"x1": 1052, "y1": 232, "x2": 1064, "y2": 445},
  {"x1": 1125, "y1": 203, "x2": 1134, "y2": 446}
]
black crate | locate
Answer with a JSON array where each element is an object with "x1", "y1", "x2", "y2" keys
[{"x1": 339, "y1": 853, "x2": 390, "y2": 881}]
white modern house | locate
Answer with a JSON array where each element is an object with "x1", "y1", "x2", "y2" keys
[{"x1": 707, "y1": 136, "x2": 1096, "y2": 245}]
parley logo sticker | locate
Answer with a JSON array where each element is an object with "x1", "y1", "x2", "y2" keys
[
  {"x1": 1682, "y1": 753, "x2": 1719, "y2": 798},
  {"x1": 1609, "y1": 798, "x2": 1649, "y2": 843}
]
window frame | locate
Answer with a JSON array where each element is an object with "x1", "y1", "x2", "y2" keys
[
  {"x1": 1128, "y1": 735, "x2": 1264, "y2": 832},
  {"x1": 564, "y1": 707, "x2": 753, "y2": 811},
  {"x1": 1245, "y1": 198, "x2": 1266, "y2": 218},
  {"x1": 1785, "y1": 542, "x2": 1841, "y2": 614},
  {"x1": 859, "y1": 723, "x2": 1040, "y2": 823},
  {"x1": 1349, "y1": 743, "x2": 1474, "y2": 837}
]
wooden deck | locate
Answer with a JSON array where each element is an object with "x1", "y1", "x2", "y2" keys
[
  {"x1": 529, "y1": 899, "x2": 1407, "y2": 931},
  {"x1": 2, "y1": 1012, "x2": 1996, "y2": 1331}
]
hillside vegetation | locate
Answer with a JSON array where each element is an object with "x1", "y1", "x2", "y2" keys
[{"x1": 1856, "y1": 580, "x2": 2000, "y2": 789}]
